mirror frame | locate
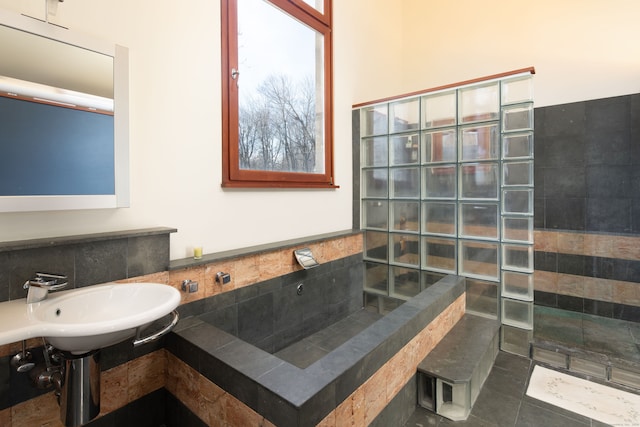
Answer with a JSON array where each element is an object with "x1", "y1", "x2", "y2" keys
[{"x1": 0, "y1": 8, "x2": 129, "y2": 212}]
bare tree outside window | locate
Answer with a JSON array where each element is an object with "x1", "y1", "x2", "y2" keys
[{"x1": 239, "y1": 74, "x2": 318, "y2": 172}]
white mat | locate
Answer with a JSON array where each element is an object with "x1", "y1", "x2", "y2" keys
[{"x1": 526, "y1": 365, "x2": 640, "y2": 426}]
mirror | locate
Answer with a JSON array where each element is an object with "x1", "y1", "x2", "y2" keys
[{"x1": 0, "y1": 9, "x2": 129, "y2": 212}]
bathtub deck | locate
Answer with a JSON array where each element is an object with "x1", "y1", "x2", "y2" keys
[{"x1": 275, "y1": 309, "x2": 383, "y2": 368}]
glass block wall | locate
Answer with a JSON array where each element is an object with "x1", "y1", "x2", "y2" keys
[{"x1": 358, "y1": 73, "x2": 534, "y2": 354}]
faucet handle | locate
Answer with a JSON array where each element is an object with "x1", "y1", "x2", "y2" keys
[{"x1": 24, "y1": 273, "x2": 68, "y2": 290}]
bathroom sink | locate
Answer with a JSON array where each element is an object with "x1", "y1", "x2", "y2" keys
[{"x1": 26, "y1": 283, "x2": 180, "y2": 354}]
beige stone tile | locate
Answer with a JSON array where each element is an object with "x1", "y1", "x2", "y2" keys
[
  {"x1": 534, "y1": 270, "x2": 558, "y2": 293},
  {"x1": 169, "y1": 266, "x2": 206, "y2": 304},
  {"x1": 362, "y1": 363, "x2": 388, "y2": 425},
  {"x1": 612, "y1": 280, "x2": 640, "y2": 305},
  {"x1": 534, "y1": 230, "x2": 557, "y2": 252},
  {"x1": 11, "y1": 392, "x2": 62, "y2": 427},
  {"x1": 386, "y1": 349, "x2": 411, "y2": 400},
  {"x1": 334, "y1": 388, "x2": 365, "y2": 427},
  {"x1": 127, "y1": 351, "x2": 166, "y2": 402},
  {"x1": 584, "y1": 234, "x2": 613, "y2": 258},
  {"x1": 316, "y1": 409, "x2": 335, "y2": 427},
  {"x1": 557, "y1": 232, "x2": 584, "y2": 255},
  {"x1": 0, "y1": 407, "x2": 11, "y2": 427},
  {"x1": 557, "y1": 274, "x2": 584, "y2": 298},
  {"x1": 224, "y1": 393, "x2": 264, "y2": 427},
  {"x1": 612, "y1": 235, "x2": 640, "y2": 260},
  {"x1": 195, "y1": 375, "x2": 227, "y2": 427},
  {"x1": 100, "y1": 363, "x2": 128, "y2": 415},
  {"x1": 583, "y1": 277, "x2": 612, "y2": 302}
]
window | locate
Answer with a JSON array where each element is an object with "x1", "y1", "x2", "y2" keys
[{"x1": 221, "y1": 0, "x2": 334, "y2": 188}]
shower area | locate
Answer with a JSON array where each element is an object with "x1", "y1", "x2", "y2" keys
[
  {"x1": 354, "y1": 71, "x2": 640, "y2": 389},
  {"x1": 355, "y1": 69, "x2": 536, "y2": 356}
]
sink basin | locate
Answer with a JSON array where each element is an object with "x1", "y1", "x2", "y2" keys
[{"x1": 25, "y1": 283, "x2": 180, "y2": 354}]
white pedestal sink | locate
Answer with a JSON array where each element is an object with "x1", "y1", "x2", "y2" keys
[{"x1": 0, "y1": 282, "x2": 181, "y2": 354}]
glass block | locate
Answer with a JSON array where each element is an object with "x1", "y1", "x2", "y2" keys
[
  {"x1": 363, "y1": 261, "x2": 388, "y2": 295},
  {"x1": 503, "y1": 161, "x2": 533, "y2": 186},
  {"x1": 391, "y1": 233, "x2": 419, "y2": 267},
  {"x1": 501, "y1": 76, "x2": 534, "y2": 105},
  {"x1": 390, "y1": 167, "x2": 420, "y2": 198},
  {"x1": 421, "y1": 270, "x2": 447, "y2": 288},
  {"x1": 422, "y1": 236, "x2": 456, "y2": 273},
  {"x1": 611, "y1": 366, "x2": 640, "y2": 389},
  {"x1": 501, "y1": 270, "x2": 533, "y2": 300},
  {"x1": 390, "y1": 98, "x2": 420, "y2": 134},
  {"x1": 502, "y1": 244, "x2": 533, "y2": 272},
  {"x1": 502, "y1": 189, "x2": 533, "y2": 214},
  {"x1": 362, "y1": 168, "x2": 388, "y2": 198},
  {"x1": 436, "y1": 379, "x2": 471, "y2": 421},
  {"x1": 500, "y1": 325, "x2": 533, "y2": 357},
  {"x1": 459, "y1": 203, "x2": 498, "y2": 239},
  {"x1": 465, "y1": 278, "x2": 498, "y2": 318},
  {"x1": 531, "y1": 347, "x2": 568, "y2": 369},
  {"x1": 361, "y1": 136, "x2": 388, "y2": 167},
  {"x1": 422, "y1": 90, "x2": 456, "y2": 128},
  {"x1": 364, "y1": 231, "x2": 388, "y2": 262},
  {"x1": 390, "y1": 200, "x2": 419, "y2": 232},
  {"x1": 459, "y1": 123, "x2": 499, "y2": 161},
  {"x1": 362, "y1": 200, "x2": 388, "y2": 230},
  {"x1": 501, "y1": 298, "x2": 533, "y2": 329},
  {"x1": 459, "y1": 82, "x2": 499, "y2": 123},
  {"x1": 423, "y1": 165, "x2": 456, "y2": 199},
  {"x1": 422, "y1": 128, "x2": 456, "y2": 163},
  {"x1": 390, "y1": 133, "x2": 419, "y2": 165},
  {"x1": 502, "y1": 132, "x2": 533, "y2": 159},
  {"x1": 502, "y1": 103, "x2": 533, "y2": 132},
  {"x1": 459, "y1": 241, "x2": 499, "y2": 281},
  {"x1": 502, "y1": 217, "x2": 533, "y2": 243},
  {"x1": 569, "y1": 357, "x2": 608, "y2": 380},
  {"x1": 459, "y1": 163, "x2": 499, "y2": 200},
  {"x1": 422, "y1": 202, "x2": 456, "y2": 236},
  {"x1": 360, "y1": 104, "x2": 388, "y2": 136},
  {"x1": 390, "y1": 266, "x2": 421, "y2": 299}
]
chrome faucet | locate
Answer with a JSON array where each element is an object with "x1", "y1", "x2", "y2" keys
[{"x1": 23, "y1": 273, "x2": 68, "y2": 304}]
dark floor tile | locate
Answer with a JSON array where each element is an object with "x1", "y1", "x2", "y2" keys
[
  {"x1": 483, "y1": 362, "x2": 529, "y2": 399},
  {"x1": 438, "y1": 413, "x2": 500, "y2": 426},
  {"x1": 515, "y1": 401, "x2": 589, "y2": 427},
  {"x1": 468, "y1": 382, "x2": 521, "y2": 427}
]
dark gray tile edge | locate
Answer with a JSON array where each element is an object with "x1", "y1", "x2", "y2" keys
[
  {"x1": 169, "y1": 229, "x2": 362, "y2": 270},
  {"x1": 169, "y1": 274, "x2": 465, "y2": 427},
  {"x1": 0, "y1": 227, "x2": 177, "y2": 253}
]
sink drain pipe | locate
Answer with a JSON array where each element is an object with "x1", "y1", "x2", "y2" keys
[{"x1": 59, "y1": 350, "x2": 101, "y2": 427}]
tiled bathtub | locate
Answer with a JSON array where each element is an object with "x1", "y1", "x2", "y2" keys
[{"x1": 165, "y1": 275, "x2": 465, "y2": 426}]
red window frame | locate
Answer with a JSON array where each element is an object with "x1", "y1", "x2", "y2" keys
[{"x1": 221, "y1": 0, "x2": 336, "y2": 188}]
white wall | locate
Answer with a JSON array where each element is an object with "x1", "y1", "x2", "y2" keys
[
  {"x1": 397, "y1": 0, "x2": 640, "y2": 108},
  {"x1": 0, "y1": 0, "x2": 638, "y2": 260},
  {"x1": 0, "y1": 0, "x2": 391, "y2": 259}
]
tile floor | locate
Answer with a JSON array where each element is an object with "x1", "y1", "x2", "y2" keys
[
  {"x1": 275, "y1": 303, "x2": 640, "y2": 426},
  {"x1": 404, "y1": 351, "x2": 613, "y2": 427}
]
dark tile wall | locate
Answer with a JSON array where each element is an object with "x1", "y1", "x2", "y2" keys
[
  {"x1": 534, "y1": 93, "x2": 640, "y2": 320},
  {"x1": 535, "y1": 94, "x2": 640, "y2": 232},
  {"x1": 179, "y1": 253, "x2": 364, "y2": 354},
  {"x1": 0, "y1": 228, "x2": 175, "y2": 303}
]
